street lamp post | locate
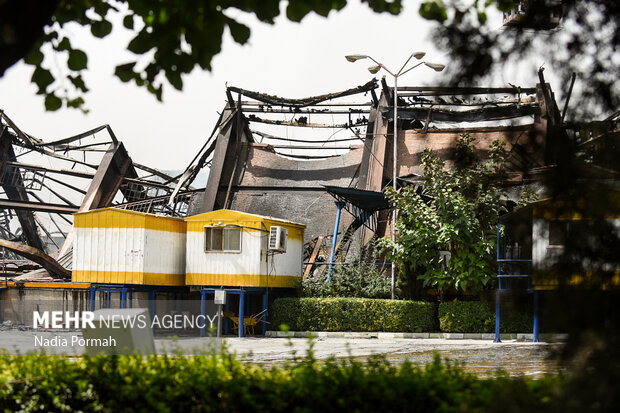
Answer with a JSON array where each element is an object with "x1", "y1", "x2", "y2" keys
[{"x1": 345, "y1": 52, "x2": 445, "y2": 299}]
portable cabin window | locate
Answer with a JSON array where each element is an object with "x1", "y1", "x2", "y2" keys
[
  {"x1": 548, "y1": 221, "x2": 568, "y2": 246},
  {"x1": 205, "y1": 226, "x2": 241, "y2": 252}
]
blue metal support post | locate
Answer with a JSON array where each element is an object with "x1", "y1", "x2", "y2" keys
[
  {"x1": 200, "y1": 290, "x2": 207, "y2": 337},
  {"x1": 533, "y1": 290, "x2": 539, "y2": 342},
  {"x1": 494, "y1": 290, "x2": 501, "y2": 342},
  {"x1": 148, "y1": 291, "x2": 156, "y2": 323},
  {"x1": 262, "y1": 292, "x2": 268, "y2": 336},
  {"x1": 495, "y1": 223, "x2": 502, "y2": 342},
  {"x1": 327, "y1": 201, "x2": 346, "y2": 281},
  {"x1": 120, "y1": 288, "x2": 127, "y2": 309},
  {"x1": 238, "y1": 291, "x2": 245, "y2": 338},
  {"x1": 224, "y1": 298, "x2": 230, "y2": 335},
  {"x1": 89, "y1": 286, "x2": 96, "y2": 312}
]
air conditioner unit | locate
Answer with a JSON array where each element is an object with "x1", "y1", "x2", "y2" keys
[{"x1": 268, "y1": 226, "x2": 288, "y2": 252}]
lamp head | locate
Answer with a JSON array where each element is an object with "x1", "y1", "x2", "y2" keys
[
  {"x1": 424, "y1": 62, "x2": 445, "y2": 72},
  {"x1": 345, "y1": 54, "x2": 368, "y2": 62},
  {"x1": 412, "y1": 52, "x2": 426, "y2": 59},
  {"x1": 368, "y1": 64, "x2": 382, "y2": 74}
]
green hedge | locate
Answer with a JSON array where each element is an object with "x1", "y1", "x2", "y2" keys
[
  {"x1": 272, "y1": 297, "x2": 435, "y2": 332},
  {"x1": 0, "y1": 353, "x2": 563, "y2": 412},
  {"x1": 439, "y1": 301, "x2": 532, "y2": 333}
]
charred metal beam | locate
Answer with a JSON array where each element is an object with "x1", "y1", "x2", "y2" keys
[
  {"x1": 0, "y1": 111, "x2": 39, "y2": 148},
  {"x1": 251, "y1": 130, "x2": 361, "y2": 144},
  {"x1": 56, "y1": 142, "x2": 139, "y2": 257},
  {"x1": 397, "y1": 86, "x2": 537, "y2": 95},
  {"x1": 0, "y1": 129, "x2": 45, "y2": 250},
  {"x1": 0, "y1": 238, "x2": 71, "y2": 279},
  {"x1": 401, "y1": 97, "x2": 537, "y2": 106},
  {"x1": 241, "y1": 107, "x2": 366, "y2": 115},
  {"x1": 34, "y1": 124, "x2": 118, "y2": 147},
  {"x1": 228, "y1": 79, "x2": 377, "y2": 108},
  {"x1": 225, "y1": 186, "x2": 327, "y2": 191},
  {"x1": 382, "y1": 104, "x2": 540, "y2": 122},
  {"x1": 241, "y1": 101, "x2": 372, "y2": 107},
  {"x1": 270, "y1": 145, "x2": 353, "y2": 150},
  {"x1": 272, "y1": 153, "x2": 343, "y2": 159},
  {"x1": 133, "y1": 162, "x2": 180, "y2": 183},
  {"x1": 246, "y1": 115, "x2": 367, "y2": 128},
  {"x1": 5, "y1": 161, "x2": 95, "y2": 178},
  {"x1": 201, "y1": 110, "x2": 234, "y2": 212},
  {"x1": 0, "y1": 199, "x2": 78, "y2": 214}
]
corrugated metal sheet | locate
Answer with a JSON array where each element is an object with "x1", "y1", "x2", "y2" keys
[{"x1": 72, "y1": 208, "x2": 186, "y2": 285}]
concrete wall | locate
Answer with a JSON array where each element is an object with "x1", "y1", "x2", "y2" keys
[
  {"x1": 399, "y1": 125, "x2": 546, "y2": 178},
  {"x1": 229, "y1": 144, "x2": 364, "y2": 243}
]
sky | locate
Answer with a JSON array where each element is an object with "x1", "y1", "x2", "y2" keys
[{"x1": 0, "y1": 1, "x2": 542, "y2": 171}]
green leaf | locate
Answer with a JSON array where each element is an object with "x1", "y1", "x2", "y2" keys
[
  {"x1": 419, "y1": 1, "x2": 448, "y2": 22},
  {"x1": 66, "y1": 97, "x2": 85, "y2": 109},
  {"x1": 31, "y1": 66, "x2": 55, "y2": 94},
  {"x1": 227, "y1": 19, "x2": 250, "y2": 44},
  {"x1": 477, "y1": 11, "x2": 487, "y2": 24},
  {"x1": 123, "y1": 14, "x2": 134, "y2": 29},
  {"x1": 114, "y1": 62, "x2": 137, "y2": 82},
  {"x1": 90, "y1": 19, "x2": 113, "y2": 38},
  {"x1": 165, "y1": 70, "x2": 183, "y2": 90},
  {"x1": 146, "y1": 83, "x2": 163, "y2": 101},
  {"x1": 68, "y1": 74, "x2": 89, "y2": 93},
  {"x1": 56, "y1": 37, "x2": 71, "y2": 51},
  {"x1": 44, "y1": 93, "x2": 62, "y2": 111},
  {"x1": 24, "y1": 48, "x2": 44, "y2": 66},
  {"x1": 128, "y1": 32, "x2": 154, "y2": 54},
  {"x1": 286, "y1": 1, "x2": 312, "y2": 22},
  {"x1": 67, "y1": 49, "x2": 88, "y2": 70}
]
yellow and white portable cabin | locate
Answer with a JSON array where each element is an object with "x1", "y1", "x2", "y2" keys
[
  {"x1": 184, "y1": 209, "x2": 305, "y2": 288},
  {"x1": 72, "y1": 208, "x2": 186, "y2": 286}
]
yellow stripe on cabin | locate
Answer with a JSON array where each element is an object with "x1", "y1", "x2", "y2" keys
[
  {"x1": 186, "y1": 273, "x2": 300, "y2": 288},
  {"x1": 532, "y1": 269, "x2": 620, "y2": 290},
  {"x1": 74, "y1": 209, "x2": 186, "y2": 233},
  {"x1": 72, "y1": 270, "x2": 185, "y2": 286}
]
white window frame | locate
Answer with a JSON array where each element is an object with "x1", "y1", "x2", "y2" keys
[{"x1": 204, "y1": 226, "x2": 242, "y2": 253}]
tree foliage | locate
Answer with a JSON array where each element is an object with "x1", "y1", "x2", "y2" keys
[
  {"x1": 419, "y1": 0, "x2": 619, "y2": 120},
  {"x1": 0, "y1": 0, "x2": 402, "y2": 111},
  {"x1": 380, "y1": 134, "x2": 512, "y2": 295}
]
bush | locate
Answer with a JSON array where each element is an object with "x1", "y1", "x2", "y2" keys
[
  {"x1": 0, "y1": 351, "x2": 564, "y2": 412},
  {"x1": 302, "y1": 241, "x2": 391, "y2": 299},
  {"x1": 272, "y1": 297, "x2": 435, "y2": 332},
  {"x1": 439, "y1": 301, "x2": 533, "y2": 333}
]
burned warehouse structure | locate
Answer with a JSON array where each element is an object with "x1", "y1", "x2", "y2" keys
[{"x1": 0, "y1": 72, "x2": 618, "y2": 334}]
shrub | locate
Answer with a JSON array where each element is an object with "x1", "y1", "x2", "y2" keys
[
  {"x1": 272, "y1": 297, "x2": 435, "y2": 332},
  {"x1": 0, "y1": 352, "x2": 563, "y2": 412},
  {"x1": 302, "y1": 241, "x2": 391, "y2": 299},
  {"x1": 439, "y1": 301, "x2": 533, "y2": 333}
]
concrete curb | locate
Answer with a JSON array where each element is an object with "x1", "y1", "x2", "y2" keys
[{"x1": 265, "y1": 331, "x2": 568, "y2": 342}]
